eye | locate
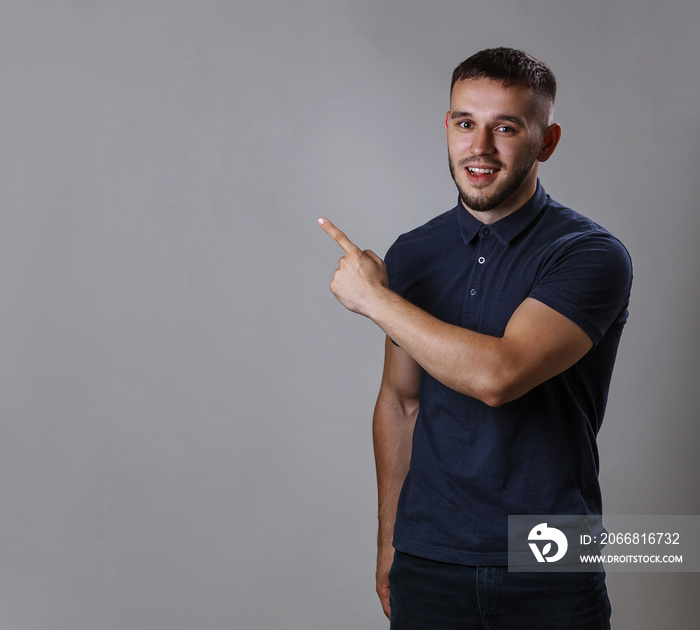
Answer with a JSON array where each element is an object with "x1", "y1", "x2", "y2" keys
[
  {"x1": 496, "y1": 125, "x2": 515, "y2": 133},
  {"x1": 458, "y1": 121, "x2": 473, "y2": 129}
]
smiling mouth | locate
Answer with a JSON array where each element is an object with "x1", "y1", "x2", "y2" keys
[{"x1": 467, "y1": 166, "x2": 499, "y2": 174}]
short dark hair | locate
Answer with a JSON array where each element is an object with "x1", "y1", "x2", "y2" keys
[{"x1": 451, "y1": 47, "x2": 556, "y2": 105}]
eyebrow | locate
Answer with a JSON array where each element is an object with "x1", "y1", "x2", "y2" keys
[{"x1": 450, "y1": 110, "x2": 527, "y2": 127}]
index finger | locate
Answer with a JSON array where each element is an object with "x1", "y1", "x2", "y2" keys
[{"x1": 317, "y1": 217, "x2": 362, "y2": 255}]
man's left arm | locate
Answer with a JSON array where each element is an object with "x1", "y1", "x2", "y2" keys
[{"x1": 319, "y1": 217, "x2": 596, "y2": 408}]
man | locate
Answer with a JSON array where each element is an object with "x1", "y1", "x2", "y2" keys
[{"x1": 319, "y1": 48, "x2": 631, "y2": 629}]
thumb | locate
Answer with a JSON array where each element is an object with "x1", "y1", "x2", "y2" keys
[{"x1": 363, "y1": 249, "x2": 384, "y2": 264}]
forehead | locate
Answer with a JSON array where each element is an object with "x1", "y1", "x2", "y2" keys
[{"x1": 450, "y1": 77, "x2": 538, "y2": 120}]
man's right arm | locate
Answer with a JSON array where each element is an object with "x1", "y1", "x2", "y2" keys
[{"x1": 373, "y1": 335, "x2": 422, "y2": 620}]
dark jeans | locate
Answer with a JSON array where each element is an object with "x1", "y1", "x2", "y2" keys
[{"x1": 389, "y1": 550, "x2": 611, "y2": 630}]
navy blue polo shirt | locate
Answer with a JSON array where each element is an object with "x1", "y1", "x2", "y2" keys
[{"x1": 384, "y1": 182, "x2": 632, "y2": 566}]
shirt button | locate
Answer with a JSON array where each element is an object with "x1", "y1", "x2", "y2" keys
[
  {"x1": 469, "y1": 288, "x2": 477, "y2": 296},
  {"x1": 478, "y1": 256, "x2": 485, "y2": 264},
  {"x1": 481, "y1": 227, "x2": 490, "y2": 236}
]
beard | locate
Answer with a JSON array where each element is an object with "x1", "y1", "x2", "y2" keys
[{"x1": 448, "y1": 147, "x2": 540, "y2": 213}]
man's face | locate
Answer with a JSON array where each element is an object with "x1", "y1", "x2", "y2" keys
[{"x1": 446, "y1": 78, "x2": 550, "y2": 216}]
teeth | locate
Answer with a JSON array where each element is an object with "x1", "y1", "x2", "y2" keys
[{"x1": 468, "y1": 167, "x2": 495, "y2": 174}]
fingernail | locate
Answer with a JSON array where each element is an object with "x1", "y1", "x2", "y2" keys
[{"x1": 318, "y1": 218, "x2": 325, "y2": 225}]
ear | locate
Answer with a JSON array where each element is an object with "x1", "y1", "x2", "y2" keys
[
  {"x1": 445, "y1": 111, "x2": 450, "y2": 131},
  {"x1": 537, "y1": 123, "x2": 562, "y2": 162}
]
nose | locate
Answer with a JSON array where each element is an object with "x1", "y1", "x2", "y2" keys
[{"x1": 469, "y1": 128, "x2": 494, "y2": 156}]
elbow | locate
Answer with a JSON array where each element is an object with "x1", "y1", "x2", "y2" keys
[
  {"x1": 468, "y1": 368, "x2": 521, "y2": 408},
  {"x1": 398, "y1": 396, "x2": 420, "y2": 419},
  {"x1": 477, "y1": 385, "x2": 510, "y2": 408}
]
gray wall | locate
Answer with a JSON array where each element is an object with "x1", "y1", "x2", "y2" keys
[{"x1": 0, "y1": 1, "x2": 698, "y2": 628}]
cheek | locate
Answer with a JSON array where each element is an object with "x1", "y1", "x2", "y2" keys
[
  {"x1": 497, "y1": 143, "x2": 526, "y2": 166},
  {"x1": 514, "y1": 138, "x2": 542, "y2": 161},
  {"x1": 447, "y1": 135, "x2": 470, "y2": 156}
]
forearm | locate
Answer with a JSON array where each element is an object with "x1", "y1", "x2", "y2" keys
[
  {"x1": 367, "y1": 288, "x2": 512, "y2": 406},
  {"x1": 373, "y1": 391, "x2": 418, "y2": 550},
  {"x1": 318, "y1": 218, "x2": 592, "y2": 407}
]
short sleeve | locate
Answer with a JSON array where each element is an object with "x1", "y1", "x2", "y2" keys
[
  {"x1": 528, "y1": 233, "x2": 633, "y2": 346},
  {"x1": 384, "y1": 239, "x2": 404, "y2": 297},
  {"x1": 384, "y1": 240, "x2": 405, "y2": 347}
]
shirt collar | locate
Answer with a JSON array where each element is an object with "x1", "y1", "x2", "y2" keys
[{"x1": 457, "y1": 180, "x2": 548, "y2": 246}]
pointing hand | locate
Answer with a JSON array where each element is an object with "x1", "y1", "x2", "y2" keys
[{"x1": 318, "y1": 218, "x2": 389, "y2": 317}]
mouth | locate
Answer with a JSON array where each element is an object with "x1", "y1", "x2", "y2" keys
[
  {"x1": 466, "y1": 166, "x2": 498, "y2": 175},
  {"x1": 465, "y1": 165, "x2": 501, "y2": 185}
]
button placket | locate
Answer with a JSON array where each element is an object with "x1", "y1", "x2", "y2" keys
[{"x1": 466, "y1": 226, "x2": 491, "y2": 308}]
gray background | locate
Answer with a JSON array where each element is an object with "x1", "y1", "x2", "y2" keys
[{"x1": 0, "y1": 0, "x2": 698, "y2": 628}]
